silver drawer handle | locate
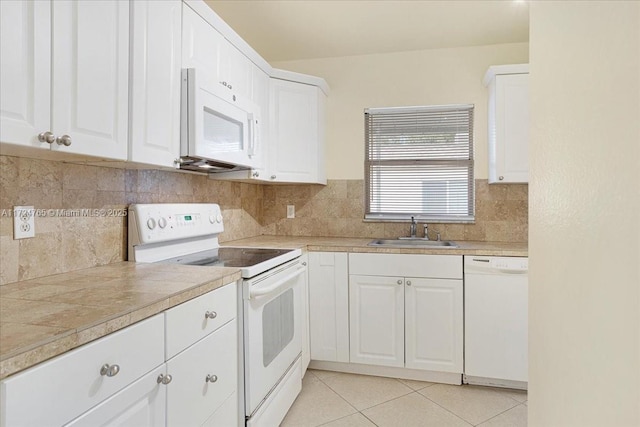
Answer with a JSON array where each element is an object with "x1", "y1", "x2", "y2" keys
[
  {"x1": 205, "y1": 311, "x2": 217, "y2": 319},
  {"x1": 157, "y1": 373, "x2": 172, "y2": 385},
  {"x1": 100, "y1": 364, "x2": 120, "y2": 377},
  {"x1": 206, "y1": 374, "x2": 218, "y2": 383}
]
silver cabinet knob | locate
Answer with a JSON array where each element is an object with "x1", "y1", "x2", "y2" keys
[
  {"x1": 206, "y1": 374, "x2": 218, "y2": 383},
  {"x1": 56, "y1": 134, "x2": 72, "y2": 146},
  {"x1": 302, "y1": 262, "x2": 307, "y2": 266},
  {"x1": 157, "y1": 373, "x2": 172, "y2": 385},
  {"x1": 100, "y1": 364, "x2": 120, "y2": 377},
  {"x1": 205, "y1": 311, "x2": 217, "y2": 319},
  {"x1": 38, "y1": 131, "x2": 56, "y2": 144},
  {"x1": 406, "y1": 280, "x2": 412, "y2": 286},
  {"x1": 270, "y1": 175, "x2": 276, "y2": 180},
  {"x1": 499, "y1": 176, "x2": 504, "y2": 181},
  {"x1": 397, "y1": 279, "x2": 403, "y2": 285}
]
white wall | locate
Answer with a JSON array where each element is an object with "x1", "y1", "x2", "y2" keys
[
  {"x1": 273, "y1": 43, "x2": 528, "y2": 180},
  {"x1": 529, "y1": 2, "x2": 640, "y2": 426}
]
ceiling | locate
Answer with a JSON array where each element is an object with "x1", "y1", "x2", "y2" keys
[{"x1": 205, "y1": 0, "x2": 530, "y2": 63}]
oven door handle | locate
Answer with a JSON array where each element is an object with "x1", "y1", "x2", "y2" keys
[{"x1": 249, "y1": 266, "x2": 306, "y2": 299}]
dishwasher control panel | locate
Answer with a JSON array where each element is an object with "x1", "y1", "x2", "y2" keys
[{"x1": 464, "y1": 256, "x2": 528, "y2": 273}]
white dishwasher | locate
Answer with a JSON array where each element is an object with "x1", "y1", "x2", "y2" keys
[{"x1": 464, "y1": 256, "x2": 528, "y2": 390}]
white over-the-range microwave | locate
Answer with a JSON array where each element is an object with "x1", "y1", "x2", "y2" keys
[{"x1": 178, "y1": 68, "x2": 261, "y2": 173}]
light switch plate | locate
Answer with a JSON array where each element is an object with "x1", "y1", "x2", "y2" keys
[
  {"x1": 13, "y1": 206, "x2": 35, "y2": 239},
  {"x1": 287, "y1": 205, "x2": 295, "y2": 219}
]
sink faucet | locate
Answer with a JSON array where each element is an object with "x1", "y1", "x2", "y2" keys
[{"x1": 410, "y1": 216, "x2": 417, "y2": 238}]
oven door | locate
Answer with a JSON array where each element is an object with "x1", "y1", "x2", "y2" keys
[{"x1": 243, "y1": 259, "x2": 305, "y2": 417}]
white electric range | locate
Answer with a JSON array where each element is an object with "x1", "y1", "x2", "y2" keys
[{"x1": 128, "y1": 203, "x2": 305, "y2": 427}]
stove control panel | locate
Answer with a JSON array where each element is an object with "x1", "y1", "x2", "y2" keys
[{"x1": 129, "y1": 203, "x2": 224, "y2": 246}]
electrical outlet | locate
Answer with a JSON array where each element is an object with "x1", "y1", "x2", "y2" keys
[
  {"x1": 13, "y1": 206, "x2": 35, "y2": 239},
  {"x1": 287, "y1": 205, "x2": 295, "y2": 219}
]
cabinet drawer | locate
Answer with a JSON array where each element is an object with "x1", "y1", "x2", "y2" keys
[
  {"x1": 349, "y1": 253, "x2": 462, "y2": 279},
  {"x1": 166, "y1": 319, "x2": 238, "y2": 426},
  {"x1": 165, "y1": 282, "x2": 237, "y2": 359},
  {"x1": 1, "y1": 315, "x2": 164, "y2": 427}
]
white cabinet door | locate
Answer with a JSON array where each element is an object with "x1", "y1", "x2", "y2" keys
[
  {"x1": 349, "y1": 275, "x2": 404, "y2": 368},
  {"x1": 166, "y1": 319, "x2": 238, "y2": 427},
  {"x1": 248, "y1": 66, "x2": 270, "y2": 178},
  {"x1": 405, "y1": 278, "x2": 463, "y2": 373},
  {"x1": 488, "y1": 72, "x2": 529, "y2": 183},
  {"x1": 0, "y1": 0, "x2": 51, "y2": 149},
  {"x1": 269, "y1": 78, "x2": 325, "y2": 183},
  {"x1": 181, "y1": 4, "x2": 223, "y2": 86},
  {"x1": 1, "y1": 315, "x2": 164, "y2": 427},
  {"x1": 129, "y1": 0, "x2": 181, "y2": 168},
  {"x1": 219, "y1": 41, "x2": 253, "y2": 101},
  {"x1": 308, "y1": 252, "x2": 349, "y2": 363},
  {"x1": 65, "y1": 366, "x2": 166, "y2": 427},
  {"x1": 50, "y1": 0, "x2": 129, "y2": 159}
]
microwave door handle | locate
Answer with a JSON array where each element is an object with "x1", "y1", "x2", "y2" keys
[
  {"x1": 249, "y1": 266, "x2": 305, "y2": 299},
  {"x1": 248, "y1": 113, "x2": 257, "y2": 157}
]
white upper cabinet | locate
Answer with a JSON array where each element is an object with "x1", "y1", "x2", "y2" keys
[
  {"x1": 269, "y1": 78, "x2": 327, "y2": 184},
  {"x1": 182, "y1": 4, "x2": 252, "y2": 100},
  {"x1": 484, "y1": 64, "x2": 530, "y2": 184},
  {"x1": 218, "y1": 41, "x2": 253, "y2": 101},
  {"x1": 0, "y1": 1, "x2": 51, "y2": 150},
  {"x1": 0, "y1": 0, "x2": 129, "y2": 160},
  {"x1": 181, "y1": 5, "x2": 223, "y2": 86},
  {"x1": 51, "y1": 0, "x2": 129, "y2": 159},
  {"x1": 129, "y1": 0, "x2": 182, "y2": 168}
]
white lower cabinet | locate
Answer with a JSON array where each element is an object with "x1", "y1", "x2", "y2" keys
[
  {"x1": 0, "y1": 315, "x2": 165, "y2": 427},
  {"x1": 405, "y1": 278, "x2": 463, "y2": 372},
  {"x1": 65, "y1": 365, "x2": 167, "y2": 427},
  {"x1": 0, "y1": 283, "x2": 239, "y2": 427},
  {"x1": 349, "y1": 275, "x2": 404, "y2": 367},
  {"x1": 307, "y1": 252, "x2": 349, "y2": 363},
  {"x1": 348, "y1": 254, "x2": 463, "y2": 374},
  {"x1": 166, "y1": 319, "x2": 238, "y2": 426}
]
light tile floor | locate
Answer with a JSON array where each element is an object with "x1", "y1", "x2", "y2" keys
[{"x1": 281, "y1": 370, "x2": 527, "y2": 427}]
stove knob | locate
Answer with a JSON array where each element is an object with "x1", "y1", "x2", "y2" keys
[
  {"x1": 146, "y1": 218, "x2": 157, "y2": 230},
  {"x1": 216, "y1": 214, "x2": 222, "y2": 223},
  {"x1": 209, "y1": 215, "x2": 215, "y2": 224},
  {"x1": 158, "y1": 217, "x2": 167, "y2": 229}
]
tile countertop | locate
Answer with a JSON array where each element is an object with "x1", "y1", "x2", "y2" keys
[
  {"x1": 0, "y1": 262, "x2": 241, "y2": 380},
  {"x1": 0, "y1": 237, "x2": 525, "y2": 380},
  {"x1": 224, "y1": 235, "x2": 528, "y2": 257}
]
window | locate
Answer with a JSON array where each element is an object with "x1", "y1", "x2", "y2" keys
[{"x1": 365, "y1": 104, "x2": 474, "y2": 222}]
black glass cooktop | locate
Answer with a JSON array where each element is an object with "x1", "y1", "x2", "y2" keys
[{"x1": 163, "y1": 247, "x2": 294, "y2": 268}]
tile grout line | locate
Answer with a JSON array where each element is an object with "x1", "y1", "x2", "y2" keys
[
  {"x1": 472, "y1": 401, "x2": 527, "y2": 426},
  {"x1": 414, "y1": 390, "x2": 476, "y2": 426}
]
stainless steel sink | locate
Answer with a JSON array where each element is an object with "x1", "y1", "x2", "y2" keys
[{"x1": 368, "y1": 239, "x2": 458, "y2": 248}]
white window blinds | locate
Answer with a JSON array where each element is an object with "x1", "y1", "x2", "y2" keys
[{"x1": 365, "y1": 104, "x2": 475, "y2": 222}]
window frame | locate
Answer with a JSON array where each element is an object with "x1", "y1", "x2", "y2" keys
[{"x1": 364, "y1": 104, "x2": 475, "y2": 223}]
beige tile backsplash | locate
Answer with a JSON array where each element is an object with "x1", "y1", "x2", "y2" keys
[{"x1": 0, "y1": 155, "x2": 527, "y2": 285}]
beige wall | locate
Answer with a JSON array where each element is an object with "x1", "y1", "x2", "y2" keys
[
  {"x1": 273, "y1": 42, "x2": 529, "y2": 180},
  {"x1": 529, "y1": 2, "x2": 639, "y2": 426}
]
